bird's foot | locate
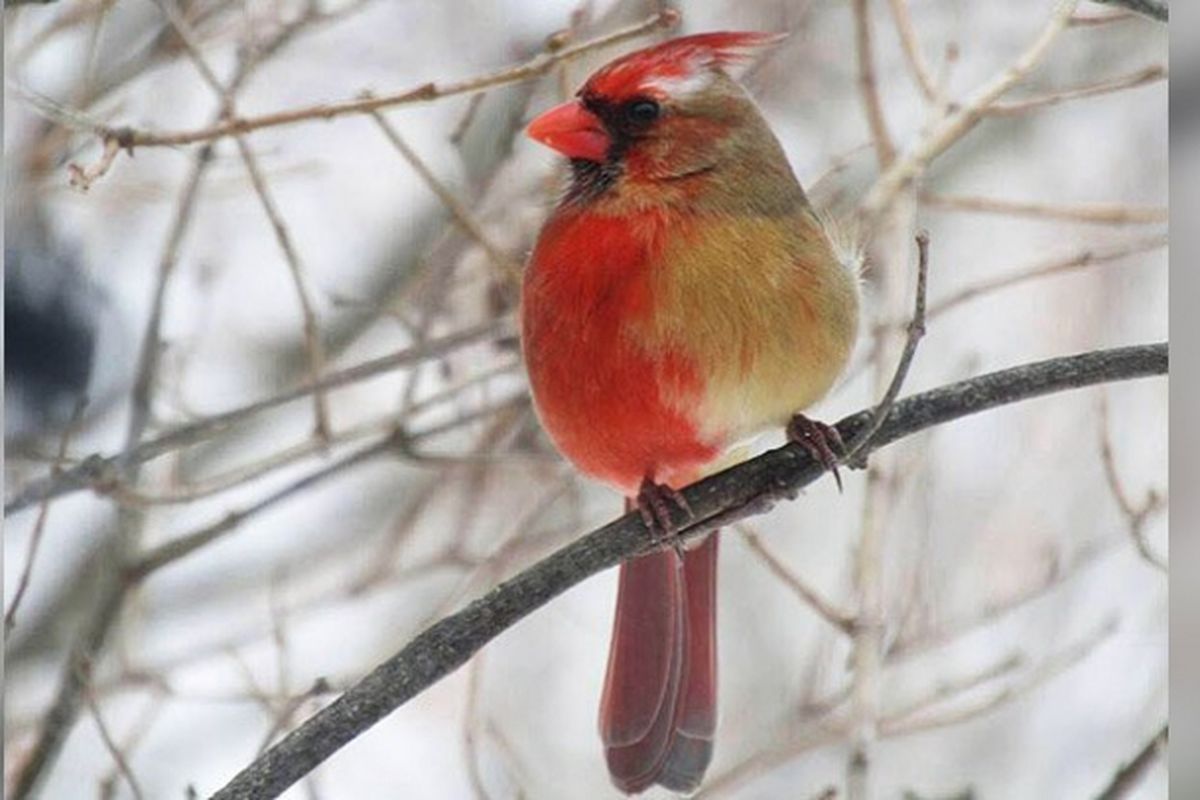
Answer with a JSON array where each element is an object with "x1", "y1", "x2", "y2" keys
[
  {"x1": 786, "y1": 413, "x2": 844, "y2": 493},
  {"x1": 635, "y1": 477, "x2": 694, "y2": 556}
]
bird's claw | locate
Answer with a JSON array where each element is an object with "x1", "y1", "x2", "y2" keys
[
  {"x1": 635, "y1": 477, "x2": 693, "y2": 556},
  {"x1": 786, "y1": 413, "x2": 844, "y2": 492}
]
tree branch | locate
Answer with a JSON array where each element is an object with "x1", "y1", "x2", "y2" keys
[
  {"x1": 1095, "y1": 724, "x2": 1168, "y2": 799},
  {"x1": 852, "y1": 0, "x2": 897, "y2": 167},
  {"x1": 860, "y1": 0, "x2": 1080, "y2": 219},
  {"x1": 47, "y1": 9, "x2": 679, "y2": 159},
  {"x1": 1089, "y1": 0, "x2": 1167, "y2": 22},
  {"x1": 4, "y1": 318, "x2": 512, "y2": 515},
  {"x1": 207, "y1": 342, "x2": 1166, "y2": 800}
]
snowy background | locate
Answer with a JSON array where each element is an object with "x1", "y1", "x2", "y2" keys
[{"x1": 5, "y1": 0, "x2": 1167, "y2": 798}]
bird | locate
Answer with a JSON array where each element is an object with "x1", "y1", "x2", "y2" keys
[{"x1": 520, "y1": 31, "x2": 860, "y2": 795}]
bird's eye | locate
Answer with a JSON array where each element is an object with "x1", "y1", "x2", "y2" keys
[{"x1": 625, "y1": 99, "x2": 661, "y2": 125}]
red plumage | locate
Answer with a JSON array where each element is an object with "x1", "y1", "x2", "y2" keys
[
  {"x1": 522, "y1": 207, "x2": 718, "y2": 494},
  {"x1": 583, "y1": 31, "x2": 786, "y2": 101}
]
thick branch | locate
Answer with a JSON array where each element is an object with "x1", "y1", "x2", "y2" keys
[{"x1": 208, "y1": 342, "x2": 1166, "y2": 800}]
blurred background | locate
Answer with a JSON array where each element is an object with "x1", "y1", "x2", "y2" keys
[{"x1": 4, "y1": 0, "x2": 1168, "y2": 798}]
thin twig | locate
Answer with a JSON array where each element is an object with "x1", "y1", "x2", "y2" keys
[
  {"x1": 923, "y1": 234, "x2": 1166, "y2": 320},
  {"x1": 109, "y1": 414, "x2": 393, "y2": 507},
  {"x1": 9, "y1": 99, "x2": 219, "y2": 800},
  {"x1": 367, "y1": 108, "x2": 521, "y2": 282},
  {"x1": 887, "y1": 537, "x2": 1115, "y2": 661},
  {"x1": 860, "y1": 0, "x2": 1081, "y2": 219},
  {"x1": 152, "y1": 0, "x2": 334, "y2": 440},
  {"x1": 57, "y1": 9, "x2": 680, "y2": 159},
  {"x1": 110, "y1": 354, "x2": 517, "y2": 505},
  {"x1": 449, "y1": 92, "x2": 487, "y2": 146},
  {"x1": 125, "y1": 437, "x2": 392, "y2": 579},
  {"x1": 97, "y1": 691, "x2": 165, "y2": 800},
  {"x1": 5, "y1": 400, "x2": 87, "y2": 637},
  {"x1": 738, "y1": 525, "x2": 856, "y2": 635},
  {"x1": 84, "y1": 686, "x2": 146, "y2": 800},
  {"x1": 851, "y1": 0, "x2": 896, "y2": 167},
  {"x1": 207, "y1": 343, "x2": 1167, "y2": 800},
  {"x1": 66, "y1": 136, "x2": 120, "y2": 191},
  {"x1": 233, "y1": 136, "x2": 333, "y2": 440},
  {"x1": 881, "y1": 616, "x2": 1118, "y2": 736},
  {"x1": 986, "y1": 64, "x2": 1166, "y2": 115},
  {"x1": 6, "y1": 15, "x2": 352, "y2": 794},
  {"x1": 920, "y1": 191, "x2": 1168, "y2": 225},
  {"x1": 701, "y1": 618, "x2": 1114, "y2": 798},
  {"x1": 881, "y1": 652, "x2": 1025, "y2": 724},
  {"x1": 125, "y1": 393, "x2": 527, "y2": 579},
  {"x1": 885, "y1": 0, "x2": 941, "y2": 104},
  {"x1": 5, "y1": 318, "x2": 513, "y2": 515},
  {"x1": 1098, "y1": 394, "x2": 1167, "y2": 571},
  {"x1": 463, "y1": 655, "x2": 493, "y2": 800},
  {"x1": 844, "y1": 230, "x2": 929, "y2": 466},
  {"x1": 1068, "y1": 9, "x2": 1135, "y2": 25}
]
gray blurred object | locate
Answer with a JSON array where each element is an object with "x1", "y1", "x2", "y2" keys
[{"x1": 4, "y1": 196, "x2": 124, "y2": 442}]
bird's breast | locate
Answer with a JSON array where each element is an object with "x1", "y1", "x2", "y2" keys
[
  {"x1": 520, "y1": 204, "x2": 858, "y2": 493},
  {"x1": 521, "y1": 208, "x2": 719, "y2": 493}
]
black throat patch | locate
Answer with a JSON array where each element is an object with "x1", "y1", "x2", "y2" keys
[{"x1": 564, "y1": 158, "x2": 622, "y2": 205}]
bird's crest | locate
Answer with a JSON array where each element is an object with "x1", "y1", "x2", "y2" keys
[{"x1": 582, "y1": 31, "x2": 785, "y2": 101}]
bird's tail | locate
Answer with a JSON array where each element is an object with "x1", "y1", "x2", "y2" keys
[{"x1": 599, "y1": 532, "x2": 718, "y2": 795}]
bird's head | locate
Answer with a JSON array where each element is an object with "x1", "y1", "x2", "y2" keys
[{"x1": 527, "y1": 32, "x2": 788, "y2": 199}]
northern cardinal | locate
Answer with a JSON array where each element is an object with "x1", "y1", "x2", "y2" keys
[{"x1": 521, "y1": 32, "x2": 859, "y2": 794}]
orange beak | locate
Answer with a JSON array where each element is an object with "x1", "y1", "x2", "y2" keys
[{"x1": 527, "y1": 101, "x2": 611, "y2": 162}]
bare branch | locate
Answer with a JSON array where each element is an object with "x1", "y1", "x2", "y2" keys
[
  {"x1": 1095, "y1": 725, "x2": 1168, "y2": 800},
  {"x1": 5, "y1": 400, "x2": 87, "y2": 637},
  {"x1": 920, "y1": 192, "x2": 1168, "y2": 225},
  {"x1": 11, "y1": 576, "x2": 129, "y2": 799},
  {"x1": 232, "y1": 136, "x2": 333, "y2": 440},
  {"x1": 986, "y1": 64, "x2": 1166, "y2": 115},
  {"x1": 85, "y1": 687, "x2": 146, "y2": 800},
  {"x1": 1068, "y1": 8, "x2": 1136, "y2": 25},
  {"x1": 924, "y1": 234, "x2": 1166, "y2": 320},
  {"x1": 51, "y1": 9, "x2": 680, "y2": 159},
  {"x1": 5, "y1": 13, "x2": 369, "y2": 794},
  {"x1": 738, "y1": 526, "x2": 856, "y2": 635},
  {"x1": 852, "y1": 0, "x2": 896, "y2": 167},
  {"x1": 367, "y1": 108, "x2": 522, "y2": 282},
  {"x1": 125, "y1": 437, "x2": 393, "y2": 579},
  {"x1": 881, "y1": 652, "x2": 1025, "y2": 725},
  {"x1": 5, "y1": 318, "x2": 512, "y2": 515},
  {"x1": 462, "y1": 655, "x2": 494, "y2": 800},
  {"x1": 1089, "y1": 0, "x2": 1167, "y2": 22},
  {"x1": 882, "y1": 616, "x2": 1118, "y2": 736},
  {"x1": 887, "y1": 537, "x2": 1115, "y2": 661},
  {"x1": 885, "y1": 0, "x2": 941, "y2": 104},
  {"x1": 1098, "y1": 394, "x2": 1167, "y2": 571},
  {"x1": 66, "y1": 136, "x2": 120, "y2": 191},
  {"x1": 150, "y1": 0, "x2": 333, "y2": 440},
  {"x1": 9, "y1": 95, "x2": 219, "y2": 800},
  {"x1": 844, "y1": 230, "x2": 929, "y2": 465},
  {"x1": 207, "y1": 343, "x2": 1166, "y2": 800},
  {"x1": 860, "y1": 0, "x2": 1080, "y2": 219}
]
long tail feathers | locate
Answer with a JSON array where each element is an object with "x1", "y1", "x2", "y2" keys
[{"x1": 600, "y1": 534, "x2": 718, "y2": 795}]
